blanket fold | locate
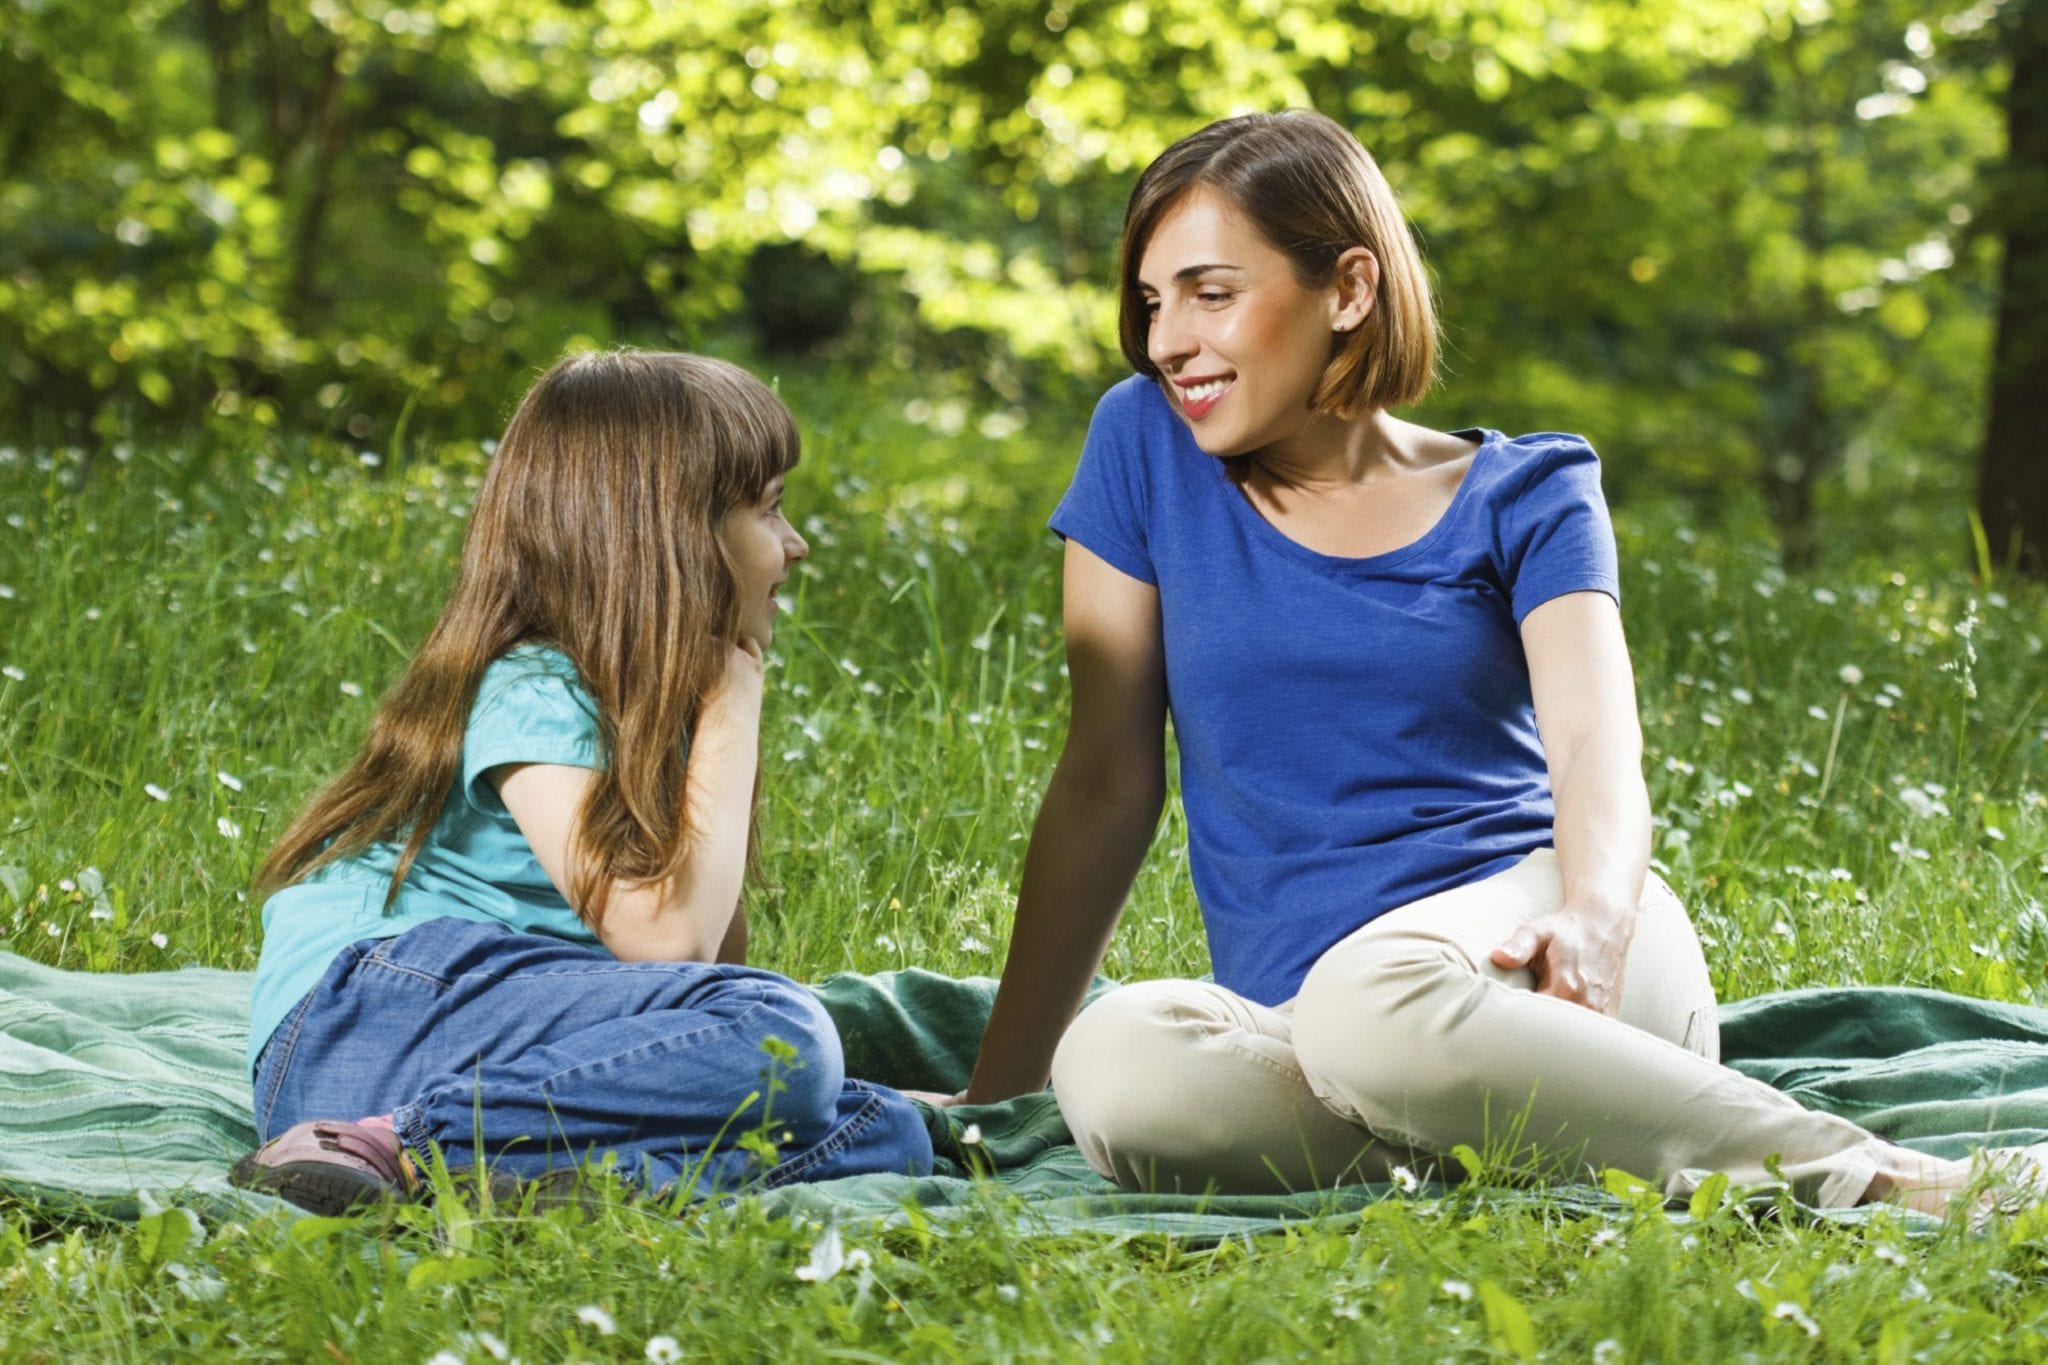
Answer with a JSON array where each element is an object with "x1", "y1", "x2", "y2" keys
[{"x1": 7, "y1": 950, "x2": 2047, "y2": 1233}]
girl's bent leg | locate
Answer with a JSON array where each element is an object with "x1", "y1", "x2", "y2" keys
[
  {"x1": 1051, "y1": 979, "x2": 1414, "y2": 1193},
  {"x1": 1289, "y1": 850, "x2": 1889, "y2": 1208},
  {"x1": 260, "y1": 918, "x2": 932, "y2": 1193}
]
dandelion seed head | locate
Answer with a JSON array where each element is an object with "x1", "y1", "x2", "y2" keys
[
  {"x1": 794, "y1": 1225, "x2": 869, "y2": 1282},
  {"x1": 1839, "y1": 664, "x2": 1864, "y2": 686},
  {"x1": 1773, "y1": 1301, "x2": 1820, "y2": 1337},
  {"x1": 1, "y1": 666, "x2": 24, "y2": 682}
]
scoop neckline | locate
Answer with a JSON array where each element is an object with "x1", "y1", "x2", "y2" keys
[{"x1": 1206, "y1": 425, "x2": 1501, "y2": 572}]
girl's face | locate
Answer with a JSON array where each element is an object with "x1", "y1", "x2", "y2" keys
[
  {"x1": 717, "y1": 475, "x2": 808, "y2": 650},
  {"x1": 1137, "y1": 188, "x2": 1369, "y2": 458}
]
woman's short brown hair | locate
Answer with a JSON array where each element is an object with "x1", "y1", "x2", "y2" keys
[{"x1": 1117, "y1": 110, "x2": 1438, "y2": 416}]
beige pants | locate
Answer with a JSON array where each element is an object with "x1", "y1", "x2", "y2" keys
[{"x1": 1051, "y1": 850, "x2": 1888, "y2": 1208}]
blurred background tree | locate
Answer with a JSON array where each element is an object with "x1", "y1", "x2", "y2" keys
[{"x1": 0, "y1": 0, "x2": 2035, "y2": 572}]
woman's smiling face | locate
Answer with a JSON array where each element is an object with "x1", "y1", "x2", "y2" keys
[{"x1": 1138, "y1": 188, "x2": 1364, "y2": 458}]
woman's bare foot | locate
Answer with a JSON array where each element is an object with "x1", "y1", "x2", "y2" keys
[{"x1": 1864, "y1": 1144, "x2": 2047, "y2": 1219}]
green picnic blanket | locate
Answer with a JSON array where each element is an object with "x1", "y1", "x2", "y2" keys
[{"x1": 8, "y1": 949, "x2": 2048, "y2": 1235}]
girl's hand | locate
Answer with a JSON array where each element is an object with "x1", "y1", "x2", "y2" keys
[
  {"x1": 1489, "y1": 903, "x2": 1636, "y2": 1016},
  {"x1": 713, "y1": 638, "x2": 766, "y2": 702}
]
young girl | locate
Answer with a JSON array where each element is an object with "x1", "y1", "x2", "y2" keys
[{"x1": 231, "y1": 350, "x2": 933, "y2": 1213}]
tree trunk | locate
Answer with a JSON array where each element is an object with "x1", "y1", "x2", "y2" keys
[
  {"x1": 1980, "y1": 0, "x2": 2048, "y2": 579},
  {"x1": 1766, "y1": 23, "x2": 1831, "y2": 572},
  {"x1": 287, "y1": 47, "x2": 346, "y2": 329},
  {"x1": 193, "y1": 0, "x2": 237, "y2": 134}
]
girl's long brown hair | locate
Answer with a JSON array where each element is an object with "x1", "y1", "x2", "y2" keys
[{"x1": 256, "y1": 350, "x2": 798, "y2": 927}]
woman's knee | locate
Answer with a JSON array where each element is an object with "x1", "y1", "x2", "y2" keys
[
  {"x1": 1052, "y1": 983, "x2": 1209, "y2": 1144},
  {"x1": 1291, "y1": 941, "x2": 1478, "y2": 1132}
]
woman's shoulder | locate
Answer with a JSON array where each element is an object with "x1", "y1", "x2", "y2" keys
[
  {"x1": 1457, "y1": 429, "x2": 1603, "y2": 502},
  {"x1": 1091, "y1": 374, "x2": 1175, "y2": 430}
]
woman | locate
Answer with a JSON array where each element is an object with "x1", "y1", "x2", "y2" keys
[{"x1": 957, "y1": 110, "x2": 1990, "y2": 1214}]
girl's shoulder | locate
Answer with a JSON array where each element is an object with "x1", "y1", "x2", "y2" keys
[{"x1": 473, "y1": 643, "x2": 596, "y2": 727}]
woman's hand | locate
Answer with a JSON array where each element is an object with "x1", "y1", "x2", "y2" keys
[
  {"x1": 898, "y1": 1089, "x2": 966, "y2": 1107},
  {"x1": 1489, "y1": 902, "x2": 1637, "y2": 1016}
]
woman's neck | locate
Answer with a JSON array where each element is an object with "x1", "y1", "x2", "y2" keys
[{"x1": 1250, "y1": 408, "x2": 1418, "y2": 493}]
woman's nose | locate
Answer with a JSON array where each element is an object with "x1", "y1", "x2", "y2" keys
[{"x1": 1147, "y1": 300, "x2": 1195, "y2": 372}]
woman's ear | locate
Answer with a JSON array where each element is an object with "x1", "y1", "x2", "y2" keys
[{"x1": 1330, "y1": 247, "x2": 1380, "y2": 334}]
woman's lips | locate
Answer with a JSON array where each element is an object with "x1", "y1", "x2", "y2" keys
[{"x1": 1177, "y1": 377, "x2": 1233, "y2": 420}]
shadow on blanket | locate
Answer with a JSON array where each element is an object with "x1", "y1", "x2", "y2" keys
[{"x1": 7, "y1": 950, "x2": 2048, "y2": 1235}]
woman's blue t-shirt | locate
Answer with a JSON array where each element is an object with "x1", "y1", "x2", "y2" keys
[
  {"x1": 246, "y1": 645, "x2": 635, "y2": 1071},
  {"x1": 1049, "y1": 376, "x2": 1621, "y2": 1007}
]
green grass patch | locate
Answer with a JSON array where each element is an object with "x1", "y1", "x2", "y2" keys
[{"x1": 2, "y1": 368, "x2": 2046, "y2": 1358}]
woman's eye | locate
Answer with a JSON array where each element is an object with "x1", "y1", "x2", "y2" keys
[{"x1": 1198, "y1": 291, "x2": 1232, "y2": 305}]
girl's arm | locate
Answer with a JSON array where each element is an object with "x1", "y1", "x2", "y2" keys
[
  {"x1": 964, "y1": 539, "x2": 1170, "y2": 1102},
  {"x1": 495, "y1": 643, "x2": 766, "y2": 963},
  {"x1": 1489, "y1": 590, "x2": 1651, "y2": 1014}
]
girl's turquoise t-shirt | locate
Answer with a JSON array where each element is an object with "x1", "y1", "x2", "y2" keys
[{"x1": 246, "y1": 644, "x2": 643, "y2": 1072}]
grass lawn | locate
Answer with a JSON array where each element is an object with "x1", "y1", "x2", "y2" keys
[{"x1": 2, "y1": 367, "x2": 2046, "y2": 1361}]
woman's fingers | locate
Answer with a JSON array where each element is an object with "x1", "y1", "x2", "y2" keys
[
  {"x1": 1489, "y1": 923, "x2": 1549, "y2": 970},
  {"x1": 1494, "y1": 915, "x2": 1620, "y2": 1014},
  {"x1": 899, "y1": 1088, "x2": 966, "y2": 1107}
]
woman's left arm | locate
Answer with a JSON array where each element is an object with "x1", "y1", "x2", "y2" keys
[{"x1": 1489, "y1": 590, "x2": 1651, "y2": 1015}]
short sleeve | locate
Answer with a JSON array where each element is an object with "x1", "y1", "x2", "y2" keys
[
  {"x1": 1496, "y1": 436, "x2": 1621, "y2": 624},
  {"x1": 459, "y1": 651, "x2": 604, "y2": 815},
  {"x1": 1047, "y1": 381, "x2": 1157, "y2": 585}
]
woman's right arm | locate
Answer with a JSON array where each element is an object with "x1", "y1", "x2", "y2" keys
[{"x1": 963, "y1": 538, "x2": 1168, "y2": 1103}]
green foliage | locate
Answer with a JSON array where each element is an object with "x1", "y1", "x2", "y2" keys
[{"x1": 0, "y1": 0, "x2": 2013, "y2": 557}]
